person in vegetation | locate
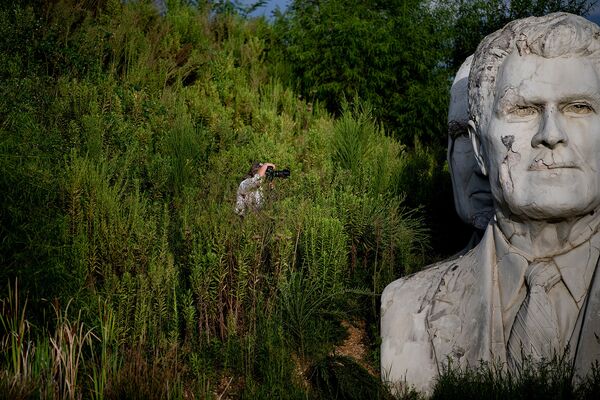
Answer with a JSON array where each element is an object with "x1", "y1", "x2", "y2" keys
[
  {"x1": 235, "y1": 162, "x2": 276, "y2": 216},
  {"x1": 447, "y1": 55, "x2": 494, "y2": 254}
]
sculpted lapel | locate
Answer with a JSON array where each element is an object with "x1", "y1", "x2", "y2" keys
[
  {"x1": 380, "y1": 262, "x2": 446, "y2": 392},
  {"x1": 573, "y1": 256, "x2": 600, "y2": 374},
  {"x1": 428, "y1": 226, "x2": 506, "y2": 369},
  {"x1": 381, "y1": 224, "x2": 507, "y2": 394}
]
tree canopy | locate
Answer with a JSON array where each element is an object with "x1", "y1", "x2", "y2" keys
[{"x1": 271, "y1": 0, "x2": 596, "y2": 147}]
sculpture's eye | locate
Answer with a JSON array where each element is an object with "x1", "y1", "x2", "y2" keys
[
  {"x1": 510, "y1": 105, "x2": 538, "y2": 118},
  {"x1": 563, "y1": 102, "x2": 594, "y2": 115}
]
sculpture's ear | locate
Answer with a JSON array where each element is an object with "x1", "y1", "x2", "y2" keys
[{"x1": 469, "y1": 120, "x2": 488, "y2": 176}]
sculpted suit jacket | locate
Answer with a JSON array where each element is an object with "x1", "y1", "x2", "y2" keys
[{"x1": 381, "y1": 222, "x2": 600, "y2": 394}]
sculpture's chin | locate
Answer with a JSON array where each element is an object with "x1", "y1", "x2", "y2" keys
[
  {"x1": 506, "y1": 200, "x2": 598, "y2": 221},
  {"x1": 498, "y1": 169, "x2": 599, "y2": 221}
]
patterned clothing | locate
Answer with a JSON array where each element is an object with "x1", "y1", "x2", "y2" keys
[{"x1": 235, "y1": 174, "x2": 263, "y2": 216}]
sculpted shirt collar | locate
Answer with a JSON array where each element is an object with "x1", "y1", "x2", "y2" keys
[{"x1": 492, "y1": 213, "x2": 600, "y2": 344}]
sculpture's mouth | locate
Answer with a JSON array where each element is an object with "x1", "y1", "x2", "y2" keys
[
  {"x1": 469, "y1": 190, "x2": 491, "y2": 199},
  {"x1": 528, "y1": 159, "x2": 580, "y2": 171}
]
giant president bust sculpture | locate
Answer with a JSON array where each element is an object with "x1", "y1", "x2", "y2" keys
[{"x1": 381, "y1": 13, "x2": 600, "y2": 394}]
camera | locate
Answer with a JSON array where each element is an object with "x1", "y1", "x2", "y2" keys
[{"x1": 266, "y1": 166, "x2": 290, "y2": 181}]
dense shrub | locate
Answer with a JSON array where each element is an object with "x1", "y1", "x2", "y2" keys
[
  {"x1": 2, "y1": 1, "x2": 597, "y2": 398},
  {"x1": 0, "y1": 1, "x2": 425, "y2": 398},
  {"x1": 270, "y1": 0, "x2": 451, "y2": 147}
]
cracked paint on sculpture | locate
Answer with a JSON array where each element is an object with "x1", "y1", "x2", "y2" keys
[{"x1": 382, "y1": 12, "x2": 600, "y2": 395}]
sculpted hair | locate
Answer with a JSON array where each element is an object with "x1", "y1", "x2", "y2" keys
[{"x1": 469, "y1": 12, "x2": 600, "y2": 133}]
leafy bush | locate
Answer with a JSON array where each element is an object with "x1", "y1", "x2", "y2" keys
[
  {"x1": 3, "y1": 1, "x2": 596, "y2": 398},
  {"x1": 271, "y1": 0, "x2": 451, "y2": 146},
  {"x1": 0, "y1": 2, "x2": 426, "y2": 398}
]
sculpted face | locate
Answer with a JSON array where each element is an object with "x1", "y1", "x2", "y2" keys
[
  {"x1": 382, "y1": 15, "x2": 600, "y2": 396},
  {"x1": 475, "y1": 52, "x2": 600, "y2": 220},
  {"x1": 448, "y1": 57, "x2": 493, "y2": 229}
]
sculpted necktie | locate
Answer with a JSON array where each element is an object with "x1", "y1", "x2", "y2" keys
[{"x1": 507, "y1": 260, "x2": 563, "y2": 371}]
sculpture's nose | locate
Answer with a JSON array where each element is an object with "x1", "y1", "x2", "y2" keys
[{"x1": 531, "y1": 107, "x2": 568, "y2": 149}]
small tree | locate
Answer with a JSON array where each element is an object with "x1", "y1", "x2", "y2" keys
[{"x1": 272, "y1": 0, "x2": 452, "y2": 146}]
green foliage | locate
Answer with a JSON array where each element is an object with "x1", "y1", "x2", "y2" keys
[
  {"x1": 278, "y1": 269, "x2": 346, "y2": 359},
  {"x1": 308, "y1": 355, "x2": 393, "y2": 400},
  {"x1": 0, "y1": 1, "x2": 428, "y2": 397},
  {"x1": 242, "y1": 315, "x2": 308, "y2": 399},
  {"x1": 431, "y1": 356, "x2": 600, "y2": 400},
  {"x1": 271, "y1": 0, "x2": 451, "y2": 146},
  {"x1": 394, "y1": 141, "x2": 473, "y2": 255}
]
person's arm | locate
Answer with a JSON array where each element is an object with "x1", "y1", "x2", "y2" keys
[
  {"x1": 238, "y1": 162, "x2": 276, "y2": 192},
  {"x1": 257, "y1": 163, "x2": 276, "y2": 177},
  {"x1": 235, "y1": 162, "x2": 276, "y2": 216}
]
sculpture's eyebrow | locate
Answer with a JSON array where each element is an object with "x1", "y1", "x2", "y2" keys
[
  {"x1": 495, "y1": 87, "x2": 525, "y2": 115},
  {"x1": 557, "y1": 93, "x2": 600, "y2": 106},
  {"x1": 496, "y1": 87, "x2": 600, "y2": 114}
]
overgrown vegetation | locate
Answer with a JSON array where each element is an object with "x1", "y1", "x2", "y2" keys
[
  {"x1": 1, "y1": 0, "x2": 598, "y2": 398},
  {"x1": 269, "y1": 0, "x2": 596, "y2": 253},
  {"x1": 0, "y1": 1, "x2": 425, "y2": 398},
  {"x1": 432, "y1": 356, "x2": 600, "y2": 400}
]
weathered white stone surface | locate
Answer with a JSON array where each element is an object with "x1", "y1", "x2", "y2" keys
[
  {"x1": 447, "y1": 56, "x2": 493, "y2": 233},
  {"x1": 382, "y1": 13, "x2": 600, "y2": 394}
]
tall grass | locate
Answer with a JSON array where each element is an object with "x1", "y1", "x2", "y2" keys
[
  {"x1": 431, "y1": 357, "x2": 600, "y2": 400},
  {"x1": 0, "y1": 282, "x2": 96, "y2": 399},
  {"x1": 0, "y1": 1, "x2": 438, "y2": 398},
  {"x1": 2, "y1": 1, "x2": 600, "y2": 398},
  {"x1": 0, "y1": 281, "x2": 35, "y2": 398},
  {"x1": 49, "y1": 302, "x2": 97, "y2": 400}
]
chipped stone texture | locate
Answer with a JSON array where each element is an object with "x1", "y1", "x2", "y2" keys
[{"x1": 383, "y1": 13, "x2": 600, "y2": 394}]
